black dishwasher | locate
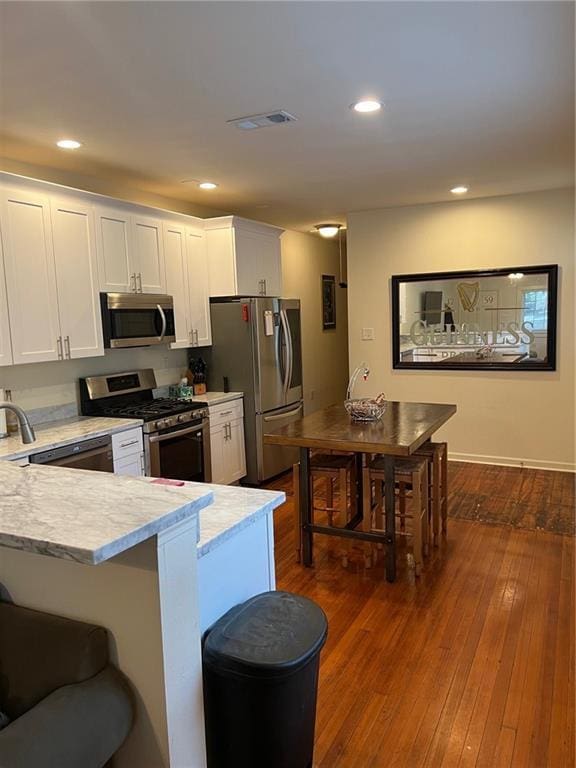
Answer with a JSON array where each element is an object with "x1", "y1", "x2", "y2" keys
[{"x1": 29, "y1": 435, "x2": 114, "y2": 472}]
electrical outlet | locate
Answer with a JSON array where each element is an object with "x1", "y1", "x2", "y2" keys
[{"x1": 361, "y1": 328, "x2": 375, "y2": 341}]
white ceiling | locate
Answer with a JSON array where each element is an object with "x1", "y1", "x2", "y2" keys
[{"x1": 0, "y1": 1, "x2": 573, "y2": 231}]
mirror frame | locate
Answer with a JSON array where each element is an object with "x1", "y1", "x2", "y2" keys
[{"x1": 391, "y1": 264, "x2": 558, "y2": 371}]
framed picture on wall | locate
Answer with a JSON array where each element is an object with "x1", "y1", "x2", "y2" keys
[
  {"x1": 391, "y1": 264, "x2": 558, "y2": 371},
  {"x1": 322, "y1": 274, "x2": 336, "y2": 330}
]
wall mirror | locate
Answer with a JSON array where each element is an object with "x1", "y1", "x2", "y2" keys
[{"x1": 391, "y1": 265, "x2": 558, "y2": 371}]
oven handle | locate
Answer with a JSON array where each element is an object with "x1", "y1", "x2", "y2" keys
[
  {"x1": 157, "y1": 304, "x2": 167, "y2": 343},
  {"x1": 148, "y1": 423, "x2": 206, "y2": 444}
]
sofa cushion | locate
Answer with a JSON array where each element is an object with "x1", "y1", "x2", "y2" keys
[{"x1": 0, "y1": 602, "x2": 109, "y2": 719}]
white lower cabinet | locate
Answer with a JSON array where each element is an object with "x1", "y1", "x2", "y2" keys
[
  {"x1": 208, "y1": 400, "x2": 246, "y2": 485},
  {"x1": 114, "y1": 453, "x2": 145, "y2": 477},
  {"x1": 112, "y1": 427, "x2": 145, "y2": 477}
]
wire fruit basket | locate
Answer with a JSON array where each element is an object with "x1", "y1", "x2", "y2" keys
[
  {"x1": 344, "y1": 397, "x2": 387, "y2": 421},
  {"x1": 345, "y1": 363, "x2": 387, "y2": 421}
]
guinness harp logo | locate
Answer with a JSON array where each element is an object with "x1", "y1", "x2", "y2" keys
[{"x1": 457, "y1": 281, "x2": 480, "y2": 312}]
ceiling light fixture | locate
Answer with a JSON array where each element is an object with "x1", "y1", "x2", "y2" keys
[
  {"x1": 198, "y1": 181, "x2": 218, "y2": 190},
  {"x1": 351, "y1": 100, "x2": 382, "y2": 114},
  {"x1": 315, "y1": 224, "x2": 341, "y2": 239},
  {"x1": 56, "y1": 138, "x2": 82, "y2": 149},
  {"x1": 450, "y1": 185, "x2": 469, "y2": 195}
]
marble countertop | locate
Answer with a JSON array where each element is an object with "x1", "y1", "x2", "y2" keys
[
  {"x1": 0, "y1": 461, "x2": 213, "y2": 565},
  {"x1": 187, "y1": 482, "x2": 284, "y2": 558},
  {"x1": 189, "y1": 392, "x2": 243, "y2": 407},
  {"x1": 0, "y1": 416, "x2": 143, "y2": 461}
]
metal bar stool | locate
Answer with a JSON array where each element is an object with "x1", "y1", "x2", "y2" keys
[
  {"x1": 414, "y1": 441, "x2": 448, "y2": 545},
  {"x1": 293, "y1": 453, "x2": 356, "y2": 566},
  {"x1": 363, "y1": 456, "x2": 429, "y2": 576}
]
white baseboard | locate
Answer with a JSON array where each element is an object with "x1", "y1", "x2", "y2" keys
[{"x1": 448, "y1": 451, "x2": 576, "y2": 473}]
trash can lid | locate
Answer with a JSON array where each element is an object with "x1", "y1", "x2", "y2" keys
[{"x1": 203, "y1": 591, "x2": 328, "y2": 678}]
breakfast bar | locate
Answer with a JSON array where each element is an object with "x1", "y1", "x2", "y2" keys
[{"x1": 264, "y1": 401, "x2": 457, "y2": 582}]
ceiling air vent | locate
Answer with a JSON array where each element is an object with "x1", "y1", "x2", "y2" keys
[{"x1": 227, "y1": 111, "x2": 298, "y2": 131}]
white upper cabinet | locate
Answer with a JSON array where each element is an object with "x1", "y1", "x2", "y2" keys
[
  {"x1": 0, "y1": 236, "x2": 13, "y2": 367},
  {"x1": 0, "y1": 189, "x2": 62, "y2": 364},
  {"x1": 186, "y1": 230, "x2": 212, "y2": 347},
  {"x1": 95, "y1": 206, "x2": 166, "y2": 294},
  {"x1": 205, "y1": 216, "x2": 283, "y2": 298},
  {"x1": 132, "y1": 215, "x2": 165, "y2": 294},
  {"x1": 50, "y1": 196, "x2": 104, "y2": 360},
  {"x1": 164, "y1": 221, "x2": 191, "y2": 348},
  {"x1": 95, "y1": 206, "x2": 133, "y2": 293},
  {"x1": 164, "y1": 222, "x2": 212, "y2": 349}
]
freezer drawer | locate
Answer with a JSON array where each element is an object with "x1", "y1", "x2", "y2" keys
[{"x1": 256, "y1": 402, "x2": 303, "y2": 482}]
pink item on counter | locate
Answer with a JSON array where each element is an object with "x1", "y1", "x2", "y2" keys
[{"x1": 150, "y1": 478, "x2": 186, "y2": 487}]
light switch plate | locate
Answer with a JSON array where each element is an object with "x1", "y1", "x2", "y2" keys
[{"x1": 361, "y1": 328, "x2": 375, "y2": 340}]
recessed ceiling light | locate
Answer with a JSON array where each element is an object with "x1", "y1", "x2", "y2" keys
[
  {"x1": 351, "y1": 100, "x2": 382, "y2": 114},
  {"x1": 198, "y1": 181, "x2": 218, "y2": 190},
  {"x1": 315, "y1": 224, "x2": 341, "y2": 238},
  {"x1": 56, "y1": 138, "x2": 82, "y2": 149},
  {"x1": 450, "y1": 185, "x2": 469, "y2": 195}
]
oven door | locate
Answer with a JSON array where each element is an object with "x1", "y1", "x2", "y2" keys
[
  {"x1": 146, "y1": 422, "x2": 211, "y2": 482},
  {"x1": 101, "y1": 293, "x2": 176, "y2": 348}
]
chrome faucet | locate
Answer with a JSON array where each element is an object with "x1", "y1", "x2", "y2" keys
[{"x1": 0, "y1": 402, "x2": 36, "y2": 444}]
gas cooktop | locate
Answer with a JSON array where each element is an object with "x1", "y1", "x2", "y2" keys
[{"x1": 100, "y1": 398, "x2": 204, "y2": 422}]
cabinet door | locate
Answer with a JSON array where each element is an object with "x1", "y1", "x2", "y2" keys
[
  {"x1": 186, "y1": 230, "x2": 212, "y2": 346},
  {"x1": 259, "y1": 235, "x2": 282, "y2": 297},
  {"x1": 164, "y1": 222, "x2": 191, "y2": 348},
  {"x1": 0, "y1": 236, "x2": 13, "y2": 366},
  {"x1": 0, "y1": 189, "x2": 62, "y2": 364},
  {"x1": 209, "y1": 425, "x2": 227, "y2": 485},
  {"x1": 114, "y1": 452, "x2": 145, "y2": 477},
  {"x1": 224, "y1": 419, "x2": 247, "y2": 483},
  {"x1": 50, "y1": 197, "x2": 104, "y2": 360},
  {"x1": 235, "y1": 228, "x2": 282, "y2": 297},
  {"x1": 234, "y1": 228, "x2": 265, "y2": 295},
  {"x1": 132, "y1": 215, "x2": 166, "y2": 294},
  {"x1": 95, "y1": 205, "x2": 133, "y2": 293}
]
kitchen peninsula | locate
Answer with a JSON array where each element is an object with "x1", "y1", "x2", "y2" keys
[{"x1": 0, "y1": 460, "x2": 284, "y2": 768}]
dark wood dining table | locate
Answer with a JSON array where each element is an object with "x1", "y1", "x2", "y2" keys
[{"x1": 264, "y1": 401, "x2": 457, "y2": 582}]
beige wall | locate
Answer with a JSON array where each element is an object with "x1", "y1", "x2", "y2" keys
[
  {"x1": 347, "y1": 188, "x2": 575, "y2": 471},
  {"x1": 281, "y1": 231, "x2": 349, "y2": 413}
]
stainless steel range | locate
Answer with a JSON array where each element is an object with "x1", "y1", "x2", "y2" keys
[{"x1": 79, "y1": 369, "x2": 210, "y2": 482}]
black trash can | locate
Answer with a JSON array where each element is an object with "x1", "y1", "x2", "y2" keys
[{"x1": 202, "y1": 590, "x2": 328, "y2": 768}]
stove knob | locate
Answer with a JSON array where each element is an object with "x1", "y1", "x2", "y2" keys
[
  {"x1": 156, "y1": 419, "x2": 166, "y2": 430},
  {"x1": 177, "y1": 414, "x2": 187, "y2": 423}
]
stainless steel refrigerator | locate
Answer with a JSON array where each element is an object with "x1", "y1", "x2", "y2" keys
[{"x1": 207, "y1": 297, "x2": 303, "y2": 484}]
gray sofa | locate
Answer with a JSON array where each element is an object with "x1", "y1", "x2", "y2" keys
[{"x1": 0, "y1": 601, "x2": 133, "y2": 768}]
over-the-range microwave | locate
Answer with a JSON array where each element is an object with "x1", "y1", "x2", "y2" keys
[{"x1": 100, "y1": 293, "x2": 176, "y2": 348}]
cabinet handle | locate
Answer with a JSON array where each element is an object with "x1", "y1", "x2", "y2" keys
[
  {"x1": 194, "y1": 329, "x2": 199, "y2": 346},
  {"x1": 130, "y1": 273, "x2": 136, "y2": 292},
  {"x1": 120, "y1": 439, "x2": 140, "y2": 448},
  {"x1": 64, "y1": 335, "x2": 71, "y2": 359},
  {"x1": 219, "y1": 410, "x2": 232, "y2": 417},
  {"x1": 57, "y1": 336, "x2": 63, "y2": 360},
  {"x1": 137, "y1": 273, "x2": 143, "y2": 293},
  {"x1": 263, "y1": 279, "x2": 267, "y2": 295}
]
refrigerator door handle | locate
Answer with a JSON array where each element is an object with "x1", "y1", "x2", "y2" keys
[
  {"x1": 279, "y1": 309, "x2": 291, "y2": 396},
  {"x1": 263, "y1": 404, "x2": 303, "y2": 422}
]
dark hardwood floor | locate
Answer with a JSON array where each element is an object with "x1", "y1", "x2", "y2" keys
[{"x1": 266, "y1": 463, "x2": 575, "y2": 767}]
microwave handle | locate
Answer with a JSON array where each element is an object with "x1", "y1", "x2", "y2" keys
[{"x1": 157, "y1": 304, "x2": 167, "y2": 342}]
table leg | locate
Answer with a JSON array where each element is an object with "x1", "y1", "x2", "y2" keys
[
  {"x1": 384, "y1": 456, "x2": 396, "y2": 582},
  {"x1": 299, "y1": 447, "x2": 313, "y2": 566},
  {"x1": 354, "y1": 452, "x2": 364, "y2": 519}
]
